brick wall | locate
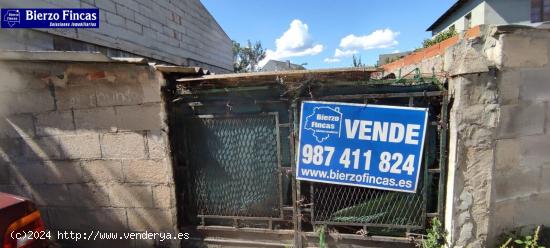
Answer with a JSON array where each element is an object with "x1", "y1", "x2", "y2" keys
[
  {"x1": 0, "y1": 0, "x2": 233, "y2": 73},
  {"x1": 0, "y1": 61, "x2": 177, "y2": 247}
]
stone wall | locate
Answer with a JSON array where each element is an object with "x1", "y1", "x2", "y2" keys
[
  {"x1": 0, "y1": 61, "x2": 177, "y2": 247},
  {"x1": 382, "y1": 25, "x2": 550, "y2": 247},
  {"x1": 0, "y1": 0, "x2": 233, "y2": 73}
]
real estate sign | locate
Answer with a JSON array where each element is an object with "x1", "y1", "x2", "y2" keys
[{"x1": 296, "y1": 101, "x2": 428, "y2": 193}]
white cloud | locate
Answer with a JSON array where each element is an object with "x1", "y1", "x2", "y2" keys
[
  {"x1": 324, "y1": 58, "x2": 340, "y2": 63},
  {"x1": 259, "y1": 19, "x2": 324, "y2": 67},
  {"x1": 324, "y1": 28, "x2": 399, "y2": 63},
  {"x1": 339, "y1": 29, "x2": 399, "y2": 50},
  {"x1": 392, "y1": 50, "x2": 400, "y2": 53},
  {"x1": 334, "y1": 48, "x2": 357, "y2": 58}
]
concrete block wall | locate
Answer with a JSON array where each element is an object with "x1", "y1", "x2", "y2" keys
[
  {"x1": 490, "y1": 28, "x2": 550, "y2": 243},
  {"x1": 0, "y1": 61, "x2": 177, "y2": 247},
  {"x1": 0, "y1": 0, "x2": 233, "y2": 73},
  {"x1": 381, "y1": 25, "x2": 550, "y2": 247}
]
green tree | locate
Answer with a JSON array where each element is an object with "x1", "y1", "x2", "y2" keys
[
  {"x1": 232, "y1": 40, "x2": 266, "y2": 73},
  {"x1": 352, "y1": 55, "x2": 363, "y2": 67}
]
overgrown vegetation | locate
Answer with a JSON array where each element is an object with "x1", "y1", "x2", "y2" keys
[
  {"x1": 315, "y1": 225, "x2": 327, "y2": 248},
  {"x1": 232, "y1": 40, "x2": 266, "y2": 73},
  {"x1": 500, "y1": 226, "x2": 546, "y2": 248},
  {"x1": 418, "y1": 218, "x2": 447, "y2": 248},
  {"x1": 422, "y1": 26, "x2": 457, "y2": 48}
]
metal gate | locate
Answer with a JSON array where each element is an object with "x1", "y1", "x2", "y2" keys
[{"x1": 169, "y1": 69, "x2": 448, "y2": 247}]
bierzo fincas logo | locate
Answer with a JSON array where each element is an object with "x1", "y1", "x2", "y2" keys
[
  {"x1": 1, "y1": 8, "x2": 99, "y2": 28},
  {"x1": 3, "y1": 9, "x2": 20, "y2": 27}
]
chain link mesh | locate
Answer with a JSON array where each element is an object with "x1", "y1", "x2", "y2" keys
[
  {"x1": 312, "y1": 182, "x2": 425, "y2": 227},
  {"x1": 185, "y1": 115, "x2": 281, "y2": 218}
]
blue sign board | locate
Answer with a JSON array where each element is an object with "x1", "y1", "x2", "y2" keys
[
  {"x1": 296, "y1": 101, "x2": 428, "y2": 193},
  {"x1": 1, "y1": 8, "x2": 99, "y2": 28}
]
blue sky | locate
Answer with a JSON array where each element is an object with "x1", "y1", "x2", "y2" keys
[{"x1": 201, "y1": 0, "x2": 456, "y2": 69}]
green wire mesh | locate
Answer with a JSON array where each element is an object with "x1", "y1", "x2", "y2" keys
[
  {"x1": 312, "y1": 182, "x2": 425, "y2": 227},
  {"x1": 185, "y1": 115, "x2": 281, "y2": 218}
]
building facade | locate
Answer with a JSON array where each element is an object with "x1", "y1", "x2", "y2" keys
[
  {"x1": 0, "y1": 0, "x2": 233, "y2": 73},
  {"x1": 427, "y1": 0, "x2": 538, "y2": 36}
]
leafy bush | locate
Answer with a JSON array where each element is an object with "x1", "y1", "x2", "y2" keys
[
  {"x1": 422, "y1": 26, "x2": 457, "y2": 48},
  {"x1": 418, "y1": 218, "x2": 447, "y2": 248},
  {"x1": 500, "y1": 226, "x2": 546, "y2": 248}
]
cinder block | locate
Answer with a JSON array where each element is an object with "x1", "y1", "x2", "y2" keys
[
  {"x1": 22, "y1": 136, "x2": 63, "y2": 160},
  {"x1": 495, "y1": 166, "x2": 540, "y2": 200},
  {"x1": 501, "y1": 35, "x2": 548, "y2": 68},
  {"x1": 520, "y1": 134, "x2": 550, "y2": 167},
  {"x1": 108, "y1": 184, "x2": 153, "y2": 207},
  {"x1": 47, "y1": 207, "x2": 89, "y2": 230},
  {"x1": 43, "y1": 160, "x2": 83, "y2": 184},
  {"x1": 9, "y1": 163, "x2": 45, "y2": 185},
  {"x1": 498, "y1": 70, "x2": 520, "y2": 105},
  {"x1": 541, "y1": 164, "x2": 550, "y2": 192},
  {"x1": 100, "y1": 132, "x2": 146, "y2": 159},
  {"x1": 34, "y1": 184, "x2": 72, "y2": 207},
  {"x1": 74, "y1": 107, "x2": 117, "y2": 131},
  {"x1": 68, "y1": 184, "x2": 110, "y2": 208},
  {"x1": 134, "y1": 13, "x2": 151, "y2": 28},
  {"x1": 126, "y1": 20, "x2": 142, "y2": 33},
  {"x1": 49, "y1": 207, "x2": 127, "y2": 231},
  {"x1": 492, "y1": 199, "x2": 517, "y2": 235},
  {"x1": 146, "y1": 130, "x2": 166, "y2": 159},
  {"x1": 106, "y1": 11, "x2": 125, "y2": 27},
  {"x1": 58, "y1": 134, "x2": 101, "y2": 159},
  {"x1": 55, "y1": 85, "x2": 97, "y2": 110},
  {"x1": 35, "y1": 111, "x2": 75, "y2": 136},
  {"x1": 514, "y1": 192, "x2": 550, "y2": 226},
  {"x1": 0, "y1": 90, "x2": 55, "y2": 115},
  {"x1": 520, "y1": 68, "x2": 550, "y2": 102},
  {"x1": 116, "y1": 3, "x2": 135, "y2": 20},
  {"x1": 81, "y1": 159, "x2": 124, "y2": 182},
  {"x1": 153, "y1": 185, "x2": 174, "y2": 208},
  {"x1": 0, "y1": 161, "x2": 8, "y2": 184},
  {"x1": 0, "y1": 114, "x2": 35, "y2": 138},
  {"x1": 495, "y1": 139, "x2": 519, "y2": 171},
  {"x1": 498, "y1": 103, "x2": 545, "y2": 139},
  {"x1": 115, "y1": 103, "x2": 161, "y2": 131},
  {"x1": 95, "y1": 82, "x2": 144, "y2": 107},
  {"x1": 96, "y1": 0, "x2": 116, "y2": 11},
  {"x1": 126, "y1": 208, "x2": 173, "y2": 232},
  {"x1": 122, "y1": 159, "x2": 170, "y2": 183},
  {"x1": 0, "y1": 184, "x2": 33, "y2": 199}
]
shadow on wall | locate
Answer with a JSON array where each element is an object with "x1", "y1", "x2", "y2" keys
[{"x1": 0, "y1": 61, "x2": 175, "y2": 247}]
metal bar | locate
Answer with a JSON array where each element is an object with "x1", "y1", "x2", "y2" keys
[
  {"x1": 197, "y1": 225, "x2": 295, "y2": 234},
  {"x1": 289, "y1": 101, "x2": 302, "y2": 248},
  {"x1": 422, "y1": 127, "x2": 430, "y2": 229},
  {"x1": 438, "y1": 93, "x2": 449, "y2": 222},
  {"x1": 188, "y1": 111, "x2": 279, "y2": 119},
  {"x1": 312, "y1": 221, "x2": 423, "y2": 230},
  {"x1": 197, "y1": 215, "x2": 285, "y2": 221},
  {"x1": 316, "y1": 91, "x2": 445, "y2": 100},
  {"x1": 275, "y1": 113, "x2": 284, "y2": 219},
  {"x1": 202, "y1": 238, "x2": 287, "y2": 247},
  {"x1": 303, "y1": 232, "x2": 413, "y2": 243}
]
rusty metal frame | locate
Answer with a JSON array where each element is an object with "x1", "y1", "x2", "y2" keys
[{"x1": 185, "y1": 112, "x2": 287, "y2": 226}]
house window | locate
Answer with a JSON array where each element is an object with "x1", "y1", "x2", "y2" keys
[
  {"x1": 465, "y1": 13, "x2": 472, "y2": 29},
  {"x1": 532, "y1": 0, "x2": 550, "y2": 22}
]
